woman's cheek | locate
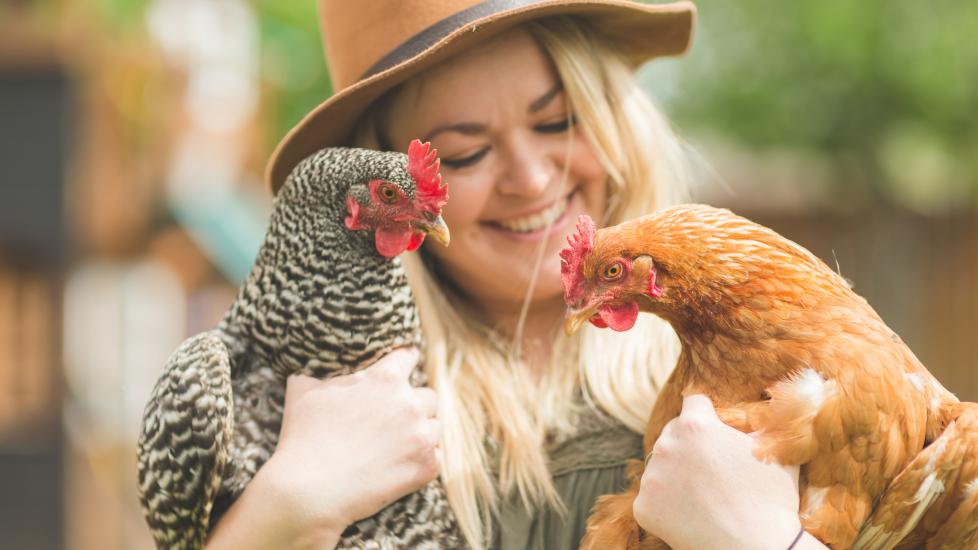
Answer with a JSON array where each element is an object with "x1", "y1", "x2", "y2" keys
[
  {"x1": 567, "y1": 145, "x2": 608, "y2": 208},
  {"x1": 442, "y1": 174, "x2": 492, "y2": 227}
]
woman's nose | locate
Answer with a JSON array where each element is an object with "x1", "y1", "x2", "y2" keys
[{"x1": 495, "y1": 138, "x2": 555, "y2": 197}]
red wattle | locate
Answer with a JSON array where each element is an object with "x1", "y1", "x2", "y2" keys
[
  {"x1": 589, "y1": 316, "x2": 609, "y2": 328},
  {"x1": 406, "y1": 232, "x2": 426, "y2": 252},
  {"x1": 597, "y1": 301, "x2": 639, "y2": 332},
  {"x1": 375, "y1": 227, "x2": 413, "y2": 258}
]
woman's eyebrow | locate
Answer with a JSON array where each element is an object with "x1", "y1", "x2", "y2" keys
[
  {"x1": 423, "y1": 122, "x2": 486, "y2": 143},
  {"x1": 528, "y1": 84, "x2": 563, "y2": 114},
  {"x1": 422, "y1": 83, "x2": 564, "y2": 142}
]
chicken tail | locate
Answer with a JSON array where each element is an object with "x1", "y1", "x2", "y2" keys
[
  {"x1": 852, "y1": 403, "x2": 978, "y2": 550},
  {"x1": 926, "y1": 476, "x2": 978, "y2": 549},
  {"x1": 137, "y1": 331, "x2": 235, "y2": 550}
]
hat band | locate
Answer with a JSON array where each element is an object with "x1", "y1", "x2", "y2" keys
[{"x1": 361, "y1": 0, "x2": 545, "y2": 80}]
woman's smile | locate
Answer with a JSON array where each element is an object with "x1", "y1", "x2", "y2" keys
[{"x1": 483, "y1": 187, "x2": 578, "y2": 241}]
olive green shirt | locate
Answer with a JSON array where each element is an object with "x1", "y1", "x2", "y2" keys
[{"x1": 491, "y1": 406, "x2": 644, "y2": 549}]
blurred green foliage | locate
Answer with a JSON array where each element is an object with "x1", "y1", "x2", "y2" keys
[
  {"x1": 92, "y1": 0, "x2": 148, "y2": 27},
  {"x1": 15, "y1": 0, "x2": 976, "y2": 210},
  {"x1": 252, "y1": 1, "x2": 332, "y2": 147},
  {"x1": 66, "y1": 0, "x2": 332, "y2": 152},
  {"x1": 666, "y1": 0, "x2": 978, "y2": 209}
]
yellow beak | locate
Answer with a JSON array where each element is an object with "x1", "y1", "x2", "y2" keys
[
  {"x1": 420, "y1": 215, "x2": 450, "y2": 247},
  {"x1": 563, "y1": 306, "x2": 598, "y2": 335}
]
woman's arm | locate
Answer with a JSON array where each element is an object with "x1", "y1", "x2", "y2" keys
[
  {"x1": 206, "y1": 458, "x2": 344, "y2": 549},
  {"x1": 207, "y1": 348, "x2": 442, "y2": 549},
  {"x1": 632, "y1": 394, "x2": 828, "y2": 550}
]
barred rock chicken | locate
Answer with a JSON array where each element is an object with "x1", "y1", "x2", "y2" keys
[
  {"x1": 137, "y1": 140, "x2": 465, "y2": 549},
  {"x1": 559, "y1": 204, "x2": 977, "y2": 549}
]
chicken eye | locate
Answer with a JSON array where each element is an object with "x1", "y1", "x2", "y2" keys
[
  {"x1": 379, "y1": 184, "x2": 398, "y2": 203},
  {"x1": 603, "y1": 262, "x2": 624, "y2": 280}
]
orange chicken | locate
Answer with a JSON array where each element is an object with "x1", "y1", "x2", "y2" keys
[{"x1": 560, "y1": 205, "x2": 976, "y2": 549}]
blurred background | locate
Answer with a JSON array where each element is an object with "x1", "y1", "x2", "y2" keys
[{"x1": 0, "y1": 0, "x2": 975, "y2": 548}]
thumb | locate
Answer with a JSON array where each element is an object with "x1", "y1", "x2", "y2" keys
[
  {"x1": 680, "y1": 393, "x2": 719, "y2": 419},
  {"x1": 369, "y1": 347, "x2": 421, "y2": 379}
]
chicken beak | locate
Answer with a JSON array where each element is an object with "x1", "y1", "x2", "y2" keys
[
  {"x1": 563, "y1": 306, "x2": 597, "y2": 335},
  {"x1": 418, "y1": 215, "x2": 450, "y2": 247}
]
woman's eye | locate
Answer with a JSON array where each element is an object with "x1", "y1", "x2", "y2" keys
[
  {"x1": 441, "y1": 147, "x2": 489, "y2": 169},
  {"x1": 535, "y1": 115, "x2": 576, "y2": 134}
]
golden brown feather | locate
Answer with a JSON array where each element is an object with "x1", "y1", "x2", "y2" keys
[
  {"x1": 855, "y1": 403, "x2": 978, "y2": 550},
  {"x1": 562, "y1": 205, "x2": 971, "y2": 549}
]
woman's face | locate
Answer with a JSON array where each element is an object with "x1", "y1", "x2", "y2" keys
[{"x1": 385, "y1": 29, "x2": 608, "y2": 316}]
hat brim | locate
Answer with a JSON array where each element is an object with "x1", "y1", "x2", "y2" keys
[{"x1": 266, "y1": 0, "x2": 696, "y2": 193}]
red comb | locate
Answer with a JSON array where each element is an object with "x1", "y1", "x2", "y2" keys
[
  {"x1": 560, "y1": 215, "x2": 596, "y2": 305},
  {"x1": 408, "y1": 139, "x2": 448, "y2": 214}
]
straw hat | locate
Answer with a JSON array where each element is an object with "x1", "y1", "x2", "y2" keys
[{"x1": 266, "y1": 0, "x2": 697, "y2": 193}]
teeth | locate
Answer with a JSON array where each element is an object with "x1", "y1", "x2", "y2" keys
[{"x1": 497, "y1": 195, "x2": 570, "y2": 233}]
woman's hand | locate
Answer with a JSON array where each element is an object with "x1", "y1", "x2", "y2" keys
[
  {"x1": 207, "y1": 348, "x2": 441, "y2": 549},
  {"x1": 633, "y1": 394, "x2": 823, "y2": 550}
]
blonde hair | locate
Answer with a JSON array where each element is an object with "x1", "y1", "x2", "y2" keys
[{"x1": 355, "y1": 16, "x2": 690, "y2": 548}]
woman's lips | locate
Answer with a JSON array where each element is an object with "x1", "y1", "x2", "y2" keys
[{"x1": 481, "y1": 189, "x2": 580, "y2": 241}]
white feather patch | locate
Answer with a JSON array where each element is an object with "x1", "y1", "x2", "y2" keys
[
  {"x1": 904, "y1": 372, "x2": 925, "y2": 392},
  {"x1": 914, "y1": 472, "x2": 945, "y2": 503},
  {"x1": 854, "y1": 467, "x2": 947, "y2": 550},
  {"x1": 790, "y1": 368, "x2": 835, "y2": 411},
  {"x1": 801, "y1": 486, "x2": 828, "y2": 520},
  {"x1": 965, "y1": 477, "x2": 978, "y2": 498},
  {"x1": 924, "y1": 437, "x2": 950, "y2": 474},
  {"x1": 851, "y1": 524, "x2": 888, "y2": 550}
]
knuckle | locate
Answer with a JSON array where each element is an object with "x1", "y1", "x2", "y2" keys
[
  {"x1": 650, "y1": 438, "x2": 672, "y2": 458},
  {"x1": 400, "y1": 397, "x2": 424, "y2": 420},
  {"x1": 640, "y1": 463, "x2": 667, "y2": 494},
  {"x1": 414, "y1": 453, "x2": 439, "y2": 484},
  {"x1": 407, "y1": 426, "x2": 434, "y2": 451},
  {"x1": 658, "y1": 420, "x2": 679, "y2": 442},
  {"x1": 677, "y1": 415, "x2": 708, "y2": 434}
]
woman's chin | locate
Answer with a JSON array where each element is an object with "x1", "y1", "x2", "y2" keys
[
  {"x1": 478, "y1": 264, "x2": 565, "y2": 307},
  {"x1": 522, "y1": 266, "x2": 566, "y2": 302}
]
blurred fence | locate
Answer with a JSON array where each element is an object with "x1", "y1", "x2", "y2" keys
[{"x1": 748, "y1": 208, "x2": 978, "y2": 402}]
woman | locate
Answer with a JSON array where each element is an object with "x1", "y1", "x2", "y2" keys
[{"x1": 209, "y1": 1, "x2": 826, "y2": 548}]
